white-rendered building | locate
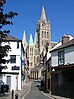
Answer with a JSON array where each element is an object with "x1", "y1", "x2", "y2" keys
[
  {"x1": 50, "y1": 35, "x2": 74, "y2": 96},
  {"x1": 1, "y1": 35, "x2": 24, "y2": 91},
  {"x1": 51, "y1": 35, "x2": 74, "y2": 67}
]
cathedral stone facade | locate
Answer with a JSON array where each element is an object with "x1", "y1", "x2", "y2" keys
[{"x1": 22, "y1": 6, "x2": 57, "y2": 79}]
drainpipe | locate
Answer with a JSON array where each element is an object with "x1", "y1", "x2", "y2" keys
[
  {"x1": 21, "y1": 42, "x2": 22, "y2": 89},
  {"x1": 50, "y1": 66, "x2": 51, "y2": 94},
  {"x1": 50, "y1": 73, "x2": 51, "y2": 94}
]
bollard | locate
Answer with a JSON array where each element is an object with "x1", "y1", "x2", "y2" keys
[
  {"x1": 12, "y1": 90, "x2": 14, "y2": 99},
  {"x1": 15, "y1": 93, "x2": 18, "y2": 99}
]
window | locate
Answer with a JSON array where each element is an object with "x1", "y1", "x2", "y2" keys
[
  {"x1": 42, "y1": 31, "x2": 43, "y2": 38},
  {"x1": 10, "y1": 55, "x2": 16, "y2": 63},
  {"x1": 30, "y1": 52, "x2": 33, "y2": 56},
  {"x1": 47, "y1": 32, "x2": 49, "y2": 38},
  {"x1": 30, "y1": 62, "x2": 33, "y2": 66},
  {"x1": 42, "y1": 40, "x2": 43, "y2": 45},
  {"x1": 32, "y1": 47, "x2": 33, "y2": 52},
  {"x1": 30, "y1": 47, "x2": 31, "y2": 52},
  {"x1": 32, "y1": 53, "x2": 33, "y2": 56},
  {"x1": 30, "y1": 57, "x2": 33, "y2": 61},
  {"x1": 37, "y1": 57, "x2": 39, "y2": 62},
  {"x1": 44, "y1": 31, "x2": 46, "y2": 38},
  {"x1": 58, "y1": 50, "x2": 64, "y2": 65},
  {"x1": 17, "y1": 42, "x2": 19, "y2": 48},
  {"x1": 38, "y1": 24, "x2": 40, "y2": 30},
  {"x1": 30, "y1": 47, "x2": 33, "y2": 52}
]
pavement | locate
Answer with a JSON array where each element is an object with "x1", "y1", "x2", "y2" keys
[
  {"x1": 0, "y1": 80, "x2": 71, "y2": 99},
  {"x1": 47, "y1": 93, "x2": 71, "y2": 99},
  {"x1": 25, "y1": 81, "x2": 51, "y2": 99},
  {"x1": 0, "y1": 80, "x2": 32, "y2": 99},
  {"x1": 42, "y1": 89, "x2": 71, "y2": 99}
]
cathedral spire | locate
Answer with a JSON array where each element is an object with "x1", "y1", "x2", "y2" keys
[
  {"x1": 40, "y1": 6, "x2": 47, "y2": 22},
  {"x1": 29, "y1": 33, "x2": 33, "y2": 45},
  {"x1": 23, "y1": 30, "x2": 26, "y2": 43},
  {"x1": 22, "y1": 30, "x2": 27, "y2": 49}
]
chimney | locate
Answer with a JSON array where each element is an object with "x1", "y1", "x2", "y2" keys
[{"x1": 62, "y1": 35, "x2": 70, "y2": 44}]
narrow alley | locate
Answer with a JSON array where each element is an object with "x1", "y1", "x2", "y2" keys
[{"x1": 24, "y1": 80, "x2": 52, "y2": 99}]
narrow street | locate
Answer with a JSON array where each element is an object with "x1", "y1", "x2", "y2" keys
[{"x1": 24, "y1": 80, "x2": 52, "y2": 99}]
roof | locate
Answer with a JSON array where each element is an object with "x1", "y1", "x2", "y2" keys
[
  {"x1": 29, "y1": 34, "x2": 34, "y2": 45},
  {"x1": 4, "y1": 35, "x2": 21, "y2": 41},
  {"x1": 40, "y1": 6, "x2": 47, "y2": 22},
  {"x1": 50, "y1": 41, "x2": 58, "y2": 48},
  {"x1": 34, "y1": 48, "x2": 40, "y2": 55},
  {"x1": 51, "y1": 38, "x2": 74, "y2": 52},
  {"x1": 4, "y1": 35, "x2": 25, "y2": 53},
  {"x1": 31, "y1": 64, "x2": 43, "y2": 71}
]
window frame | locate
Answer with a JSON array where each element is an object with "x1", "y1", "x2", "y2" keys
[
  {"x1": 10, "y1": 55, "x2": 16, "y2": 63},
  {"x1": 58, "y1": 50, "x2": 64, "y2": 66}
]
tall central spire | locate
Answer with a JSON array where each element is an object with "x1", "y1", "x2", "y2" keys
[{"x1": 40, "y1": 6, "x2": 47, "y2": 22}]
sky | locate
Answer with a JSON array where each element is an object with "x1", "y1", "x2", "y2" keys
[{"x1": 3, "y1": 0, "x2": 74, "y2": 42}]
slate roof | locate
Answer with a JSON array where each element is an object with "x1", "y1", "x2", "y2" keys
[
  {"x1": 50, "y1": 38, "x2": 74, "y2": 52},
  {"x1": 34, "y1": 48, "x2": 40, "y2": 55},
  {"x1": 31, "y1": 64, "x2": 43, "y2": 71},
  {"x1": 4, "y1": 35, "x2": 21, "y2": 41},
  {"x1": 50, "y1": 41, "x2": 58, "y2": 48}
]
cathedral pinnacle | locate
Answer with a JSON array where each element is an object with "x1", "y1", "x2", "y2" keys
[
  {"x1": 29, "y1": 33, "x2": 34, "y2": 45},
  {"x1": 22, "y1": 30, "x2": 27, "y2": 50},
  {"x1": 40, "y1": 6, "x2": 47, "y2": 22}
]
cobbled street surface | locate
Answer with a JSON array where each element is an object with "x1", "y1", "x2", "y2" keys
[{"x1": 25, "y1": 80, "x2": 52, "y2": 99}]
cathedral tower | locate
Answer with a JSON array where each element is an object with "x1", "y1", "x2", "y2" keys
[
  {"x1": 22, "y1": 6, "x2": 53, "y2": 79},
  {"x1": 28, "y1": 34, "x2": 34, "y2": 69},
  {"x1": 35, "y1": 6, "x2": 51, "y2": 59}
]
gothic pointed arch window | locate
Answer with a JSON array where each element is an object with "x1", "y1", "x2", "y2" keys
[
  {"x1": 42, "y1": 40, "x2": 43, "y2": 45},
  {"x1": 42, "y1": 31, "x2": 43, "y2": 38},
  {"x1": 44, "y1": 31, "x2": 46, "y2": 38},
  {"x1": 47, "y1": 32, "x2": 49, "y2": 38}
]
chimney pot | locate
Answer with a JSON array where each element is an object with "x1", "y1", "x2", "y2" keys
[{"x1": 62, "y1": 35, "x2": 69, "y2": 44}]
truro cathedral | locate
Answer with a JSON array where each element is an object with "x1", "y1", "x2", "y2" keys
[{"x1": 22, "y1": 6, "x2": 57, "y2": 79}]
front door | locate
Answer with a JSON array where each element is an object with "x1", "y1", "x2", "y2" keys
[{"x1": 6, "y1": 76, "x2": 11, "y2": 91}]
